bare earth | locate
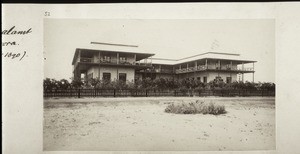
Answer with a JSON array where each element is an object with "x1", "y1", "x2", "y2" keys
[{"x1": 43, "y1": 97, "x2": 275, "y2": 151}]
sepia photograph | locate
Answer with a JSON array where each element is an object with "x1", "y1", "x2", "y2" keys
[{"x1": 43, "y1": 19, "x2": 275, "y2": 151}]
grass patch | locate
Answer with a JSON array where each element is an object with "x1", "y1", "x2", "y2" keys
[{"x1": 165, "y1": 100, "x2": 226, "y2": 115}]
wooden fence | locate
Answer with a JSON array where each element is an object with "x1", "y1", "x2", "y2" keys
[{"x1": 44, "y1": 89, "x2": 275, "y2": 98}]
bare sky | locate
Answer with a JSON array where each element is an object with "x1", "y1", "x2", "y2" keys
[{"x1": 44, "y1": 19, "x2": 275, "y2": 83}]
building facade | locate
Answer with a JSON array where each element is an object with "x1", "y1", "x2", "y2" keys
[
  {"x1": 72, "y1": 48, "x2": 256, "y2": 83},
  {"x1": 72, "y1": 48, "x2": 154, "y2": 82}
]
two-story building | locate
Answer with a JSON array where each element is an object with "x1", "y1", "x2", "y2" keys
[
  {"x1": 136, "y1": 52, "x2": 256, "y2": 83},
  {"x1": 72, "y1": 44, "x2": 256, "y2": 83},
  {"x1": 72, "y1": 48, "x2": 154, "y2": 82}
]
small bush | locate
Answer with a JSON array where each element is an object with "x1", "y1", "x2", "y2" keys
[{"x1": 165, "y1": 100, "x2": 226, "y2": 115}]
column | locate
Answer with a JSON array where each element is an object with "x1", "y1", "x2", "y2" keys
[
  {"x1": 252, "y1": 62, "x2": 255, "y2": 82},
  {"x1": 159, "y1": 65, "x2": 162, "y2": 72},
  {"x1": 134, "y1": 54, "x2": 137, "y2": 64},
  {"x1": 205, "y1": 59, "x2": 208, "y2": 69},
  {"x1": 230, "y1": 61, "x2": 233, "y2": 70},
  {"x1": 242, "y1": 62, "x2": 244, "y2": 82},
  {"x1": 194, "y1": 61, "x2": 197, "y2": 78},
  {"x1": 242, "y1": 62, "x2": 244, "y2": 70},
  {"x1": 117, "y1": 68, "x2": 119, "y2": 80},
  {"x1": 98, "y1": 52, "x2": 101, "y2": 63},
  {"x1": 98, "y1": 52, "x2": 101, "y2": 79},
  {"x1": 117, "y1": 53, "x2": 119, "y2": 64},
  {"x1": 78, "y1": 50, "x2": 81, "y2": 62},
  {"x1": 242, "y1": 73, "x2": 244, "y2": 82}
]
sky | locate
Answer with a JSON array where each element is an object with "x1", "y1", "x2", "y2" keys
[{"x1": 44, "y1": 19, "x2": 275, "y2": 83}]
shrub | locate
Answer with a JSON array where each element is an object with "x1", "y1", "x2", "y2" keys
[{"x1": 165, "y1": 100, "x2": 226, "y2": 115}]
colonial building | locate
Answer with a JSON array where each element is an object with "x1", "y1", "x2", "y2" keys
[
  {"x1": 72, "y1": 43, "x2": 256, "y2": 83},
  {"x1": 72, "y1": 48, "x2": 154, "y2": 82}
]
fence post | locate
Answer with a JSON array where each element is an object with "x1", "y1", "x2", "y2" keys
[
  {"x1": 174, "y1": 90, "x2": 177, "y2": 97},
  {"x1": 146, "y1": 89, "x2": 148, "y2": 97},
  {"x1": 114, "y1": 89, "x2": 116, "y2": 97},
  {"x1": 78, "y1": 89, "x2": 80, "y2": 98}
]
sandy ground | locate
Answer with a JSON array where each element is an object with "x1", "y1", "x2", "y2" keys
[{"x1": 43, "y1": 97, "x2": 275, "y2": 151}]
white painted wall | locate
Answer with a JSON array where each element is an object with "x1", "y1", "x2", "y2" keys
[
  {"x1": 87, "y1": 66, "x2": 135, "y2": 82},
  {"x1": 177, "y1": 71, "x2": 237, "y2": 83},
  {"x1": 206, "y1": 72, "x2": 237, "y2": 83}
]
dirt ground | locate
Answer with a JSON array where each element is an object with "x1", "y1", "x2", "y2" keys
[{"x1": 43, "y1": 97, "x2": 275, "y2": 151}]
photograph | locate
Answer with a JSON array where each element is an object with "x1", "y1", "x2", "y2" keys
[{"x1": 43, "y1": 19, "x2": 275, "y2": 151}]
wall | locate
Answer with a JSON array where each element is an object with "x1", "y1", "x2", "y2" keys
[
  {"x1": 87, "y1": 67, "x2": 96, "y2": 79},
  {"x1": 87, "y1": 66, "x2": 135, "y2": 82},
  {"x1": 178, "y1": 72, "x2": 209, "y2": 82},
  {"x1": 177, "y1": 71, "x2": 238, "y2": 83},
  {"x1": 206, "y1": 72, "x2": 237, "y2": 83}
]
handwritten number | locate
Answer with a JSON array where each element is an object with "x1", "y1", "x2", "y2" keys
[
  {"x1": 45, "y1": 11, "x2": 50, "y2": 17},
  {"x1": 20, "y1": 51, "x2": 26, "y2": 61},
  {"x1": 2, "y1": 51, "x2": 27, "y2": 61}
]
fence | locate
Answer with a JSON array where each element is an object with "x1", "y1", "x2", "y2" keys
[{"x1": 44, "y1": 89, "x2": 275, "y2": 98}]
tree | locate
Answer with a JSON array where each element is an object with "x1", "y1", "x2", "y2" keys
[
  {"x1": 244, "y1": 81, "x2": 256, "y2": 90},
  {"x1": 113, "y1": 79, "x2": 128, "y2": 89},
  {"x1": 58, "y1": 79, "x2": 70, "y2": 89},
  {"x1": 141, "y1": 77, "x2": 153, "y2": 89},
  {"x1": 261, "y1": 82, "x2": 275, "y2": 91},
  {"x1": 71, "y1": 79, "x2": 84, "y2": 89},
  {"x1": 209, "y1": 77, "x2": 226, "y2": 90},
  {"x1": 43, "y1": 78, "x2": 56, "y2": 90},
  {"x1": 88, "y1": 78, "x2": 100, "y2": 89}
]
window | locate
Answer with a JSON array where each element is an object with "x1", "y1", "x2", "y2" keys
[
  {"x1": 215, "y1": 76, "x2": 223, "y2": 82},
  {"x1": 119, "y1": 73, "x2": 127, "y2": 82},
  {"x1": 226, "y1": 77, "x2": 232, "y2": 83},
  {"x1": 197, "y1": 77, "x2": 201, "y2": 81},
  {"x1": 203, "y1": 77, "x2": 207, "y2": 83},
  {"x1": 103, "y1": 73, "x2": 111, "y2": 81}
]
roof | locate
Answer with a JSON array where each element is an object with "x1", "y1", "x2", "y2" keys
[
  {"x1": 71, "y1": 42, "x2": 256, "y2": 65},
  {"x1": 72, "y1": 42, "x2": 156, "y2": 64},
  {"x1": 151, "y1": 52, "x2": 256, "y2": 65}
]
